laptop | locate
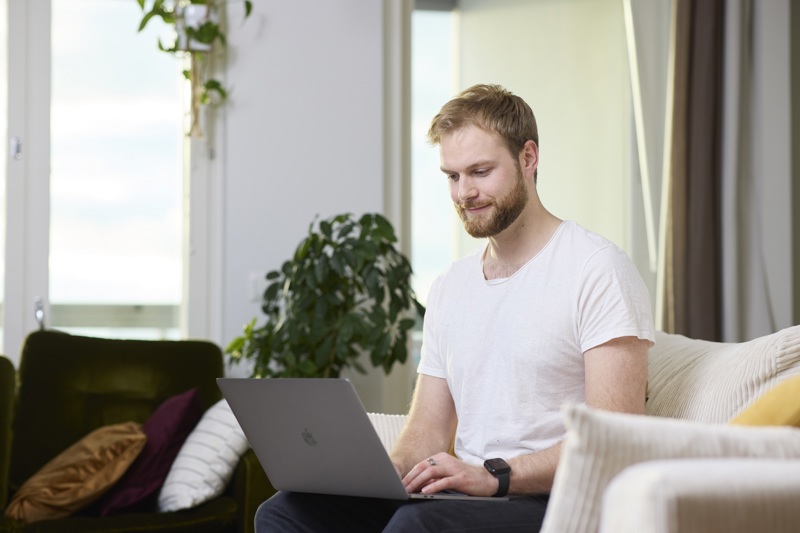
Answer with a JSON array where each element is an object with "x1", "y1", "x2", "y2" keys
[{"x1": 217, "y1": 377, "x2": 508, "y2": 501}]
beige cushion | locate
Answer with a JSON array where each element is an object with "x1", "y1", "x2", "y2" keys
[
  {"x1": 5, "y1": 422, "x2": 146, "y2": 524},
  {"x1": 367, "y1": 412, "x2": 407, "y2": 452},
  {"x1": 646, "y1": 325, "x2": 800, "y2": 423},
  {"x1": 540, "y1": 403, "x2": 800, "y2": 533}
]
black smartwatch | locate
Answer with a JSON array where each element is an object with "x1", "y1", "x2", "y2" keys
[{"x1": 483, "y1": 458, "x2": 511, "y2": 497}]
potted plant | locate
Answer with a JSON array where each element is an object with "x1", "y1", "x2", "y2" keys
[
  {"x1": 226, "y1": 213, "x2": 425, "y2": 378},
  {"x1": 135, "y1": 0, "x2": 252, "y2": 137}
]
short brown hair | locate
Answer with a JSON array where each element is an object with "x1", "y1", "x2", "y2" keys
[{"x1": 427, "y1": 84, "x2": 539, "y2": 161}]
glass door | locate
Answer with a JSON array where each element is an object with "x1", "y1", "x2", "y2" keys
[{"x1": 49, "y1": 0, "x2": 185, "y2": 339}]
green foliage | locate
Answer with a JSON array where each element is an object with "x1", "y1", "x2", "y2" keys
[
  {"x1": 226, "y1": 213, "x2": 425, "y2": 378},
  {"x1": 135, "y1": 0, "x2": 251, "y2": 108}
]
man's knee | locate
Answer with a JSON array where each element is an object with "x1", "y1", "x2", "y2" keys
[
  {"x1": 384, "y1": 503, "x2": 443, "y2": 532},
  {"x1": 254, "y1": 492, "x2": 307, "y2": 532}
]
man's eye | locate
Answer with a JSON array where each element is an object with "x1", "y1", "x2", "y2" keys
[
  {"x1": 475, "y1": 169, "x2": 488, "y2": 176},
  {"x1": 447, "y1": 174, "x2": 459, "y2": 182}
]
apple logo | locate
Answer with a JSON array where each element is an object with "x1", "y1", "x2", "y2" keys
[{"x1": 301, "y1": 428, "x2": 318, "y2": 447}]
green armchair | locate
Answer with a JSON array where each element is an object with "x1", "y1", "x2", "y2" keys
[{"x1": 0, "y1": 330, "x2": 275, "y2": 533}]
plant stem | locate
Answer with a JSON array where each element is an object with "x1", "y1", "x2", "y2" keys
[{"x1": 189, "y1": 52, "x2": 203, "y2": 137}]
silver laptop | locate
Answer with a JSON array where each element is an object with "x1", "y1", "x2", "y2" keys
[{"x1": 217, "y1": 377, "x2": 507, "y2": 501}]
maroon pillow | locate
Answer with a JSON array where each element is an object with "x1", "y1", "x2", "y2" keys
[{"x1": 99, "y1": 388, "x2": 203, "y2": 516}]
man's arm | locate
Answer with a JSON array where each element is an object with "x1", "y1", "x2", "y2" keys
[
  {"x1": 504, "y1": 335, "x2": 650, "y2": 494},
  {"x1": 583, "y1": 335, "x2": 649, "y2": 414},
  {"x1": 390, "y1": 374, "x2": 458, "y2": 478},
  {"x1": 402, "y1": 335, "x2": 650, "y2": 496}
]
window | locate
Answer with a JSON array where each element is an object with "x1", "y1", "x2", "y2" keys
[
  {"x1": 49, "y1": 0, "x2": 185, "y2": 339},
  {"x1": 411, "y1": 8, "x2": 459, "y2": 307},
  {"x1": 410, "y1": 7, "x2": 459, "y2": 367},
  {"x1": 0, "y1": 0, "x2": 6, "y2": 348}
]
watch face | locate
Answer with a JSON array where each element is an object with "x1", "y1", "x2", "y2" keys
[{"x1": 484, "y1": 458, "x2": 511, "y2": 474}]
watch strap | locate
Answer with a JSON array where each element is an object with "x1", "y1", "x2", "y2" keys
[{"x1": 493, "y1": 470, "x2": 510, "y2": 497}]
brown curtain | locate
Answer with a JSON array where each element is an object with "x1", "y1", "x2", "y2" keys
[{"x1": 662, "y1": 0, "x2": 725, "y2": 340}]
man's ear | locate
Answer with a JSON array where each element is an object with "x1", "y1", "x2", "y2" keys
[{"x1": 521, "y1": 140, "x2": 539, "y2": 177}]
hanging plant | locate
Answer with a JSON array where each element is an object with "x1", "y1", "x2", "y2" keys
[{"x1": 136, "y1": 0, "x2": 252, "y2": 137}]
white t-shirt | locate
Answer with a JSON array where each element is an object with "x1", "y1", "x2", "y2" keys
[{"x1": 417, "y1": 221, "x2": 655, "y2": 465}]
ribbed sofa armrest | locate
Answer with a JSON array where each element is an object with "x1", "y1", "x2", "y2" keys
[
  {"x1": 229, "y1": 448, "x2": 276, "y2": 533},
  {"x1": 600, "y1": 458, "x2": 800, "y2": 533},
  {"x1": 0, "y1": 356, "x2": 15, "y2": 511}
]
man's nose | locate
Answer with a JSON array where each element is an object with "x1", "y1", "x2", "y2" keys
[{"x1": 458, "y1": 177, "x2": 478, "y2": 202}]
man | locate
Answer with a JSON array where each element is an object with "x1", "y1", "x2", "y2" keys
[{"x1": 255, "y1": 84, "x2": 654, "y2": 532}]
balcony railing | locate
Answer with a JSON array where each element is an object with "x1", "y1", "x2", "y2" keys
[{"x1": 41, "y1": 304, "x2": 180, "y2": 340}]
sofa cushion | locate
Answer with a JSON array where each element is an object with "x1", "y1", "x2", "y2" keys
[
  {"x1": 99, "y1": 388, "x2": 203, "y2": 516},
  {"x1": 646, "y1": 325, "x2": 800, "y2": 423},
  {"x1": 540, "y1": 403, "x2": 800, "y2": 533},
  {"x1": 158, "y1": 399, "x2": 249, "y2": 512},
  {"x1": 5, "y1": 422, "x2": 146, "y2": 524},
  {"x1": 729, "y1": 373, "x2": 800, "y2": 427},
  {"x1": 600, "y1": 459, "x2": 800, "y2": 533}
]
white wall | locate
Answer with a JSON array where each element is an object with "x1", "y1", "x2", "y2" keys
[
  {"x1": 457, "y1": 0, "x2": 632, "y2": 254},
  {"x1": 220, "y1": 0, "x2": 407, "y2": 411}
]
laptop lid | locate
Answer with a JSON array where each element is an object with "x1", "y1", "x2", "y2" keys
[
  {"x1": 218, "y1": 377, "x2": 508, "y2": 502},
  {"x1": 218, "y1": 377, "x2": 411, "y2": 500}
]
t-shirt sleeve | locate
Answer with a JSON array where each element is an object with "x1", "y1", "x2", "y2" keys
[
  {"x1": 416, "y1": 275, "x2": 447, "y2": 379},
  {"x1": 576, "y1": 245, "x2": 656, "y2": 353}
]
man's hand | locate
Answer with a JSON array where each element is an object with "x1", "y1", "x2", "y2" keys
[{"x1": 402, "y1": 453, "x2": 498, "y2": 497}]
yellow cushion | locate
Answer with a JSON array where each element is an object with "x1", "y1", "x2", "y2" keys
[
  {"x1": 729, "y1": 374, "x2": 800, "y2": 427},
  {"x1": 5, "y1": 421, "x2": 146, "y2": 524}
]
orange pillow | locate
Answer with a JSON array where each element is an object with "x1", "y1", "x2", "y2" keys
[{"x1": 5, "y1": 421, "x2": 147, "y2": 524}]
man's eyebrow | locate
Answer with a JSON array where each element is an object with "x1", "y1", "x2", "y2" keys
[{"x1": 440, "y1": 160, "x2": 495, "y2": 174}]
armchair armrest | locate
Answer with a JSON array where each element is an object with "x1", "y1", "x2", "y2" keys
[
  {"x1": 600, "y1": 458, "x2": 800, "y2": 533},
  {"x1": 229, "y1": 449, "x2": 276, "y2": 533},
  {"x1": 0, "y1": 356, "x2": 15, "y2": 511}
]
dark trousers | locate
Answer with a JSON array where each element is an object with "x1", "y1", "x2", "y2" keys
[{"x1": 255, "y1": 491, "x2": 550, "y2": 532}]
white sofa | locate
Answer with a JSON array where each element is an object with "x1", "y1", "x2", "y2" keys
[
  {"x1": 543, "y1": 325, "x2": 800, "y2": 533},
  {"x1": 371, "y1": 325, "x2": 800, "y2": 533}
]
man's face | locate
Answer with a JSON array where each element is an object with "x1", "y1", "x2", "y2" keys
[{"x1": 439, "y1": 125, "x2": 529, "y2": 238}]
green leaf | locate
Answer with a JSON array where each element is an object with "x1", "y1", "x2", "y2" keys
[
  {"x1": 399, "y1": 318, "x2": 416, "y2": 331},
  {"x1": 298, "y1": 360, "x2": 318, "y2": 376},
  {"x1": 339, "y1": 317, "x2": 354, "y2": 343},
  {"x1": 365, "y1": 268, "x2": 380, "y2": 296},
  {"x1": 329, "y1": 253, "x2": 346, "y2": 277},
  {"x1": 314, "y1": 297, "x2": 327, "y2": 320},
  {"x1": 337, "y1": 222, "x2": 355, "y2": 239},
  {"x1": 314, "y1": 255, "x2": 329, "y2": 284},
  {"x1": 372, "y1": 332, "x2": 391, "y2": 366},
  {"x1": 224, "y1": 336, "x2": 244, "y2": 355},
  {"x1": 245, "y1": 0, "x2": 253, "y2": 18},
  {"x1": 266, "y1": 270, "x2": 281, "y2": 281},
  {"x1": 202, "y1": 78, "x2": 228, "y2": 106},
  {"x1": 314, "y1": 336, "x2": 334, "y2": 368},
  {"x1": 373, "y1": 213, "x2": 397, "y2": 243},
  {"x1": 263, "y1": 281, "x2": 280, "y2": 303},
  {"x1": 320, "y1": 220, "x2": 332, "y2": 239},
  {"x1": 187, "y1": 20, "x2": 220, "y2": 45},
  {"x1": 138, "y1": 9, "x2": 159, "y2": 32},
  {"x1": 295, "y1": 237, "x2": 311, "y2": 262},
  {"x1": 358, "y1": 213, "x2": 374, "y2": 228}
]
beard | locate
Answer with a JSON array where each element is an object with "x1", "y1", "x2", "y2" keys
[{"x1": 455, "y1": 169, "x2": 529, "y2": 238}]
